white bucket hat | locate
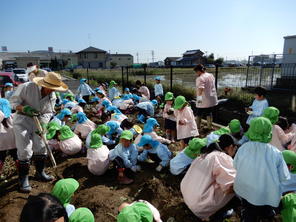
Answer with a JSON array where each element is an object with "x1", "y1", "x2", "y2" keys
[
  {"x1": 26, "y1": 65, "x2": 37, "y2": 74},
  {"x1": 33, "y1": 72, "x2": 68, "y2": 91}
]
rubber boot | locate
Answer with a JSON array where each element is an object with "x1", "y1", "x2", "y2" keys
[
  {"x1": 117, "y1": 168, "x2": 133, "y2": 185},
  {"x1": 34, "y1": 155, "x2": 54, "y2": 182},
  {"x1": 18, "y1": 160, "x2": 32, "y2": 193},
  {"x1": 196, "y1": 116, "x2": 202, "y2": 129},
  {"x1": 206, "y1": 116, "x2": 213, "y2": 130}
]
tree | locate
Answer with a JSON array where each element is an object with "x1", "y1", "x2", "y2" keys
[
  {"x1": 110, "y1": 62, "x2": 117, "y2": 69},
  {"x1": 203, "y1": 53, "x2": 215, "y2": 64},
  {"x1": 215, "y1": 57, "x2": 224, "y2": 66}
]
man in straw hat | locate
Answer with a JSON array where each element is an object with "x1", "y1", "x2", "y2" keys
[
  {"x1": 26, "y1": 62, "x2": 48, "y2": 82},
  {"x1": 10, "y1": 72, "x2": 68, "y2": 192}
]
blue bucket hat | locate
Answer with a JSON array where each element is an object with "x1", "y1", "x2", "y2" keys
[
  {"x1": 137, "y1": 134, "x2": 159, "y2": 148},
  {"x1": 154, "y1": 76, "x2": 161, "y2": 81},
  {"x1": 102, "y1": 100, "x2": 111, "y2": 108},
  {"x1": 151, "y1": 100, "x2": 158, "y2": 105},
  {"x1": 0, "y1": 98, "x2": 12, "y2": 118},
  {"x1": 124, "y1": 88, "x2": 130, "y2": 92},
  {"x1": 4, "y1": 82, "x2": 13, "y2": 87},
  {"x1": 107, "y1": 105, "x2": 122, "y2": 114},
  {"x1": 90, "y1": 97, "x2": 100, "y2": 103},
  {"x1": 78, "y1": 98, "x2": 86, "y2": 104},
  {"x1": 106, "y1": 121, "x2": 120, "y2": 135},
  {"x1": 56, "y1": 108, "x2": 72, "y2": 120},
  {"x1": 80, "y1": 78, "x2": 87, "y2": 84},
  {"x1": 143, "y1": 118, "x2": 159, "y2": 133},
  {"x1": 62, "y1": 99, "x2": 69, "y2": 105},
  {"x1": 76, "y1": 112, "x2": 88, "y2": 124}
]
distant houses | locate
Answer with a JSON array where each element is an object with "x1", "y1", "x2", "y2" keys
[{"x1": 164, "y1": 49, "x2": 205, "y2": 67}]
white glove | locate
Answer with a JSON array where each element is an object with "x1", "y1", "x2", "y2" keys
[
  {"x1": 155, "y1": 165, "x2": 163, "y2": 172},
  {"x1": 196, "y1": 96, "x2": 202, "y2": 104}
]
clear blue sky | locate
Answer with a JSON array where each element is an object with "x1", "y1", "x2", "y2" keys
[{"x1": 0, "y1": 0, "x2": 295, "y2": 62}]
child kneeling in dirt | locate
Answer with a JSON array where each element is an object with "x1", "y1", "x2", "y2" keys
[
  {"x1": 51, "y1": 178, "x2": 79, "y2": 217},
  {"x1": 73, "y1": 112, "x2": 96, "y2": 139},
  {"x1": 137, "y1": 135, "x2": 172, "y2": 172},
  {"x1": 134, "y1": 118, "x2": 171, "y2": 145},
  {"x1": 86, "y1": 125, "x2": 111, "y2": 176},
  {"x1": 0, "y1": 98, "x2": 17, "y2": 176},
  {"x1": 170, "y1": 138, "x2": 207, "y2": 175},
  {"x1": 118, "y1": 200, "x2": 162, "y2": 222},
  {"x1": 109, "y1": 130, "x2": 140, "y2": 184},
  {"x1": 181, "y1": 134, "x2": 237, "y2": 220}
]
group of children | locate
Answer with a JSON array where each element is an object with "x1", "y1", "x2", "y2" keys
[{"x1": 2, "y1": 72, "x2": 296, "y2": 221}]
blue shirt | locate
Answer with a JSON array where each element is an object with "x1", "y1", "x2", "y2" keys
[
  {"x1": 109, "y1": 143, "x2": 138, "y2": 168},
  {"x1": 136, "y1": 101, "x2": 154, "y2": 116},
  {"x1": 77, "y1": 83, "x2": 95, "y2": 97},
  {"x1": 154, "y1": 83, "x2": 163, "y2": 97},
  {"x1": 234, "y1": 141, "x2": 290, "y2": 207},
  {"x1": 108, "y1": 87, "x2": 121, "y2": 101},
  {"x1": 246, "y1": 99, "x2": 269, "y2": 125},
  {"x1": 281, "y1": 173, "x2": 296, "y2": 194},
  {"x1": 138, "y1": 143, "x2": 172, "y2": 167},
  {"x1": 170, "y1": 151, "x2": 193, "y2": 175}
]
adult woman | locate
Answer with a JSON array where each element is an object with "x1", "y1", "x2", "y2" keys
[{"x1": 194, "y1": 64, "x2": 218, "y2": 130}]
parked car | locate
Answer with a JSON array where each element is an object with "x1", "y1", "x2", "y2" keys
[
  {"x1": 205, "y1": 64, "x2": 216, "y2": 68},
  {"x1": 13, "y1": 68, "x2": 28, "y2": 82},
  {"x1": 0, "y1": 72, "x2": 22, "y2": 88}
]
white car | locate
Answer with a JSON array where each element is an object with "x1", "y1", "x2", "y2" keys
[{"x1": 13, "y1": 68, "x2": 28, "y2": 82}]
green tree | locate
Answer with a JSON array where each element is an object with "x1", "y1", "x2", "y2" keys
[{"x1": 215, "y1": 57, "x2": 224, "y2": 65}]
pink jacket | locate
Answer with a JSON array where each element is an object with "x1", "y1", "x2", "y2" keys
[
  {"x1": 196, "y1": 73, "x2": 218, "y2": 108},
  {"x1": 139, "y1": 86, "x2": 150, "y2": 99},
  {"x1": 74, "y1": 119, "x2": 96, "y2": 139},
  {"x1": 71, "y1": 105, "x2": 84, "y2": 114},
  {"x1": 270, "y1": 125, "x2": 294, "y2": 151},
  {"x1": 87, "y1": 145, "x2": 110, "y2": 176},
  {"x1": 0, "y1": 111, "x2": 15, "y2": 151},
  {"x1": 181, "y1": 151, "x2": 236, "y2": 219},
  {"x1": 174, "y1": 106, "x2": 199, "y2": 140},
  {"x1": 59, "y1": 134, "x2": 82, "y2": 155},
  {"x1": 163, "y1": 103, "x2": 176, "y2": 121}
]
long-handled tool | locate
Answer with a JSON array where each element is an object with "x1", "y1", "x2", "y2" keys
[{"x1": 33, "y1": 116, "x2": 57, "y2": 168}]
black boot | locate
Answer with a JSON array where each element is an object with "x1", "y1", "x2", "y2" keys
[
  {"x1": 18, "y1": 160, "x2": 32, "y2": 193},
  {"x1": 34, "y1": 155, "x2": 54, "y2": 182}
]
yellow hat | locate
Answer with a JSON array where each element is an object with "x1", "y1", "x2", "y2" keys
[{"x1": 33, "y1": 72, "x2": 68, "y2": 92}]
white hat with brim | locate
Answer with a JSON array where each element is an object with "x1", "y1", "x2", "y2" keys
[
  {"x1": 26, "y1": 65, "x2": 37, "y2": 74},
  {"x1": 33, "y1": 72, "x2": 68, "y2": 92}
]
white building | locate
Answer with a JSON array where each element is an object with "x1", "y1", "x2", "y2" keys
[{"x1": 282, "y1": 35, "x2": 296, "y2": 77}]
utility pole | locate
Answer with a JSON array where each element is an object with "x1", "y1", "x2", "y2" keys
[
  {"x1": 136, "y1": 52, "x2": 139, "y2": 63},
  {"x1": 151, "y1": 50, "x2": 155, "y2": 63}
]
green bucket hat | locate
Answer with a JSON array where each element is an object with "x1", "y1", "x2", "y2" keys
[
  {"x1": 58, "y1": 125, "x2": 75, "y2": 141},
  {"x1": 69, "y1": 207, "x2": 95, "y2": 222},
  {"x1": 51, "y1": 178, "x2": 79, "y2": 206},
  {"x1": 93, "y1": 124, "x2": 110, "y2": 136},
  {"x1": 70, "y1": 113, "x2": 78, "y2": 123},
  {"x1": 89, "y1": 133, "x2": 103, "y2": 149},
  {"x1": 117, "y1": 202, "x2": 153, "y2": 222},
  {"x1": 282, "y1": 150, "x2": 296, "y2": 174},
  {"x1": 64, "y1": 93, "x2": 75, "y2": 101},
  {"x1": 165, "y1": 92, "x2": 174, "y2": 101},
  {"x1": 109, "y1": 80, "x2": 117, "y2": 88},
  {"x1": 46, "y1": 121, "x2": 61, "y2": 140},
  {"x1": 263, "y1": 107, "x2": 280, "y2": 125},
  {"x1": 229, "y1": 119, "x2": 241, "y2": 134},
  {"x1": 245, "y1": 117, "x2": 272, "y2": 143},
  {"x1": 184, "y1": 138, "x2": 207, "y2": 159},
  {"x1": 213, "y1": 127, "x2": 231, "y2": 136},
  {"x1": 174, "y1": 96, "x2": 187, "y2": 110},
  {"x1": 120, "y1": 130, "x2": 134, "y2": 141},
  {"x1": 281, "y1": 193, "x2": 296, "y2": 222}
]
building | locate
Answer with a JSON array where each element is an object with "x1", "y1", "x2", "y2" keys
[
  {"x1": 164, "y1": 57, "x2": 180, "y2": 67},
  {"x1": 281, "y1": 35, "x2": 296, "y2": 77},
  {"x1": 76, "y1": 46, "x2": 108, "y2": 68},
  {"x1": 176, "y1": 49, "x2": 205, "y2": 67},
  {"x1": 107, "y1": 54, "x2": 133, "y2": 68}
]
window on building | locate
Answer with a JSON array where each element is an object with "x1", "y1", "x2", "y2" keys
[
  {"x1": 288, "y1": 48, "x2": 293, "y2": 54},
  {"x1": 118, "y1": 58, "x2": 121, "y2": 60},
  {"x1": 94, "y1": 53, "x2": 98, "y2": 59},
  {"x1": 84, "y1": 53, "x2": 87, "y2": 59},
  {"x1": 128, "y1": 58, "x2": 131, "y2": 60}
]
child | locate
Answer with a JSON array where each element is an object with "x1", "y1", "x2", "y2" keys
[
  {"x1": 20, "y1": 193, "x2": 68, "y2": 222},
  {"x1": 163, "y1": 92, "x2": 177, "y2": 142},
  {"x1": 135, "y1": 118, "x2": 171, "y2": 145},
  {"x1": 69, "y1": 207, "x2": 95, "y2": 222},
  {"x1": 281, "y1": 150, "x2": 296, "y2": 194},
  {"x1": 71, "y1": 98, "x2": 86, "y2": 114},
  {"x1": 246, "y1": 86, "x2": 269, "y2": 126},
  {"x1": 73, "y1": 112, "x2": 96, "y2": 139},
  {"x1": 109, "y1": 130, "x2": 139, "y2": 184},
  {"x1": 137, "y1": 135, "x2": 172, "y2": 172},
  {"x1": 105, "y1": 120, "x2": 123, "y2": 144},
  {"x1": 108, "y1": 80, "x2": 121, "y2": 101},
  {"x1": 263, "y1": 107, "x2": 294, "y2": 151},
  {"x1": 77, "y1": 78, "x2": 95, "y2": 103},
  {"x1": 170, "y1": 138, "x2": 206, "y2": 175},
  {"x1": 234, "y1": 117, "x2": 290, "y2": 221},
  {"x1": 51, "y1": 108, "x2": 72, "y2": 126},
  {"x1": 0, "y1": 98, "x2": 17, "y2": 175},
  {"x1": 4, "y1": 82, "x2": 14, "y2": 99},
  {"x1": 56, "y1": 125, "x2": 82, "y2": 155},
  {"x1": 135, "y1": 100, "x2": 158, "y2": 123},
  {"x1": 51, "y1": 178, "x2": 79, "y2": 217},
  {"x1": 154, "y1": 76, "x2": 164, "y2": 103},
  {"x1": 136, "y1": 80, "x2": 150, "y2": 100},
  {"x1": 86, "y1": 124, "x2": 110, "y2": 176},
  {"x1": 118, "y1": 200, "x2": 162, "y2": 222},
  {"x1": 180, "y1": 134, "x2": 237, "y2": 220},
  {"x1": 119, "y1": 88, "x2": 134, "y2": 111},
  {"x1": 174, "y1": 96, "x2": 199, "y2": 149}
]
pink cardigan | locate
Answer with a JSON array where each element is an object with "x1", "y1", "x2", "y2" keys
[{"x1": 74, "y1": 119, "x2": 96, "y2": 139}]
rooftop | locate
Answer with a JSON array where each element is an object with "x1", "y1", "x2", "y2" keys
[
  {"x1": 183, "y1": 49, "x2": 204, "y2": 56},
  {"x1": 76, "y1": 46, "x2": 107, "y2": 54},
  {"x1": 110, "y1": 54, "x2": 133, "y2": 57},
  {"x1": 284, "y1": 35, "x2": 296, "y2": 39}
]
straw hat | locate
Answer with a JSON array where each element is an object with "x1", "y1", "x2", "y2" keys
[{"x1": 33, "y1": 72, "x2": 68, "y2": 91}]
